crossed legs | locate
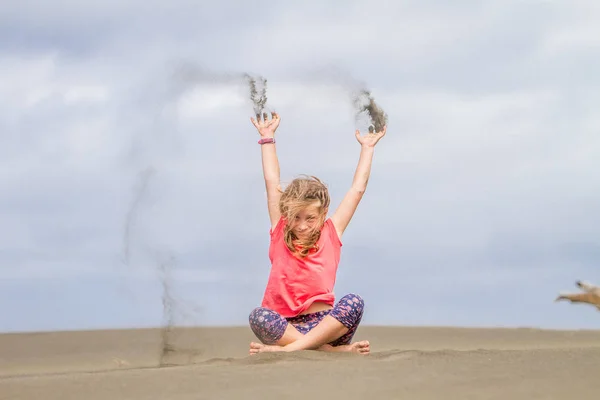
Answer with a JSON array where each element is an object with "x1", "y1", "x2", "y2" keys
[{"x1": 248, "y1": 293, "x2": 370, "y2": 354}]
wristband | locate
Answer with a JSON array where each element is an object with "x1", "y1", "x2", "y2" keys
[{"x1": 258, "y1": 137, "x2": 275, "y2": 145}]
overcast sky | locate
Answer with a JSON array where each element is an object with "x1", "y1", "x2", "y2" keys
[{"x1": 2, "y1": 0, "x2": 599, "y2": 333}]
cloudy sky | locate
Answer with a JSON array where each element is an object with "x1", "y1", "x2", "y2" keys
[{"x1": 2, "y1": 0, "x2": 599, "y2": 333}]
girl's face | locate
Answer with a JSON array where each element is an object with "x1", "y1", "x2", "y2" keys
[{"x1": 290, "y1": 201, "x2": 323, "y2": 240}]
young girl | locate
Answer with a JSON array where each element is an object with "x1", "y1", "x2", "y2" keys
[{"x1": 248, "y1": 111, "x2": 386, "y2": 355}]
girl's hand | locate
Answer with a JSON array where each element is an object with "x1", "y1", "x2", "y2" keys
[
  {"x1": 251, "y1": 111, "x2": 280, "y2": 138},
  {"x1": 355, "y1": 125, "x2": 386, "y2": 148}
]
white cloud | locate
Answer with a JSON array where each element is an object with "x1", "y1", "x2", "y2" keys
[
  {"x1": 176, "y1": 84, "x2": 247, "y2": 120},
  {"x1": 63, "y1": 85, "x2": 110, "y2": 104},
  {"x1": 537, "y1": 0, "x2": 600, "y2": 56}
]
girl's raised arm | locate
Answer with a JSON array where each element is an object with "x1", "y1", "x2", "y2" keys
[
  {"x1": 251, "y1": 112, "x2": 282, "y2": 230},
  {"x1": 331, "y1": 126, "x2": 386, "y2": 239}
]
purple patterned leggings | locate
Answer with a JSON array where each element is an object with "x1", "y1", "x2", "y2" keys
[{"x1": 249, "y1": 293, "x2": 364, "y2": 346}]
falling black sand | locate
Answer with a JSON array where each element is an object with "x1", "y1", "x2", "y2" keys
[
  {"x1": 172, "y1": 63, "x2": 387, "y2": 133},
  {"x1": 352, "y1": 88, "x2": 388, "y2": 133},
  {"x1": 122, "y1": 167, "x2": 155, "y2": 267},
  {"x1": 244, "y1": 73, "x2": 268, "y2": 116},
  {"x1": 156, "y1": 253, "x2": 203, "y2": 367},
  {"x1": 171, "y1": 63, "x2": 270, "y2": 117},
  {"x1": 122, "y1": 64, "x2": 216, "y2": 367},
  {"x1": 121, "y1": 169, "x2": 204, "y2": 367},
  {"x1": 120, "y1": 169, "x2": 187, "y2": 367},
  {"x1": 291, "y1": 66, "x2": 389, "y2": 132},
  {"x1": 157, "y1": 253, "x2": 176, "y2": 366}
]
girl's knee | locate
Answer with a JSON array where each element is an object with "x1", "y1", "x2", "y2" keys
[
  {"x1": 330, "y1": 293, "x2": 365, "y2": 328},
  {"x1": 249, "y1": 307, "x2": 268, "y2": 322},
  {"x1": 248, "y1": 307, "x2": 278, "y2": 330},
  {"x1": 339, "y1": 293, "x2": 365, "y2": 314},
  {"x1": 248, "y1": 307, "x2": 288, "y2": 345}
]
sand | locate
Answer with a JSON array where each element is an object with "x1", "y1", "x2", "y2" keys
[{"x1": 1, "y1": 325, "x2": 600, "y2": 399}]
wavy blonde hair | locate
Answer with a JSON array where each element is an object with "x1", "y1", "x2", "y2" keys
[{"x1": 279, "y1": 175, "x2": 330, "y2": 257}]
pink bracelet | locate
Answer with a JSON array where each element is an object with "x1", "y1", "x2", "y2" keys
[{"x1": 258, "y1": 137, "x2": 275, "y2": 145}]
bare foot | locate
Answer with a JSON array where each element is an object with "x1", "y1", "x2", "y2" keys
[
  {"x1": 249, "y1": 340, "x2": 371, "y2": 355},
  {"x1": 249, "y1": 342, "x2": 287, "y2": 355},
  {"x1": 320, "y1": 340, "x2": 370, "y2": 355}
]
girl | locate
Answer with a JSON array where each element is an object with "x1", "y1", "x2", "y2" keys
[{"x1": 248, "y1": 111, "x2": 386, "y2": 355}]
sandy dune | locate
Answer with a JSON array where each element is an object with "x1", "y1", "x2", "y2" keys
[{"x1": 2, "y1": 326, "x2": 600, "y2": 399}]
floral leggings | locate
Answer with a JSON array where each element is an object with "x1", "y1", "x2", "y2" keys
[{"x1": 249, "y1": 293, "x2": 364, "y2": 346}]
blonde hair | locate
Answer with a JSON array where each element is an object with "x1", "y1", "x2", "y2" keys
[{"x1": 279, "y1": 175, "x2": 330, "y2": 257}]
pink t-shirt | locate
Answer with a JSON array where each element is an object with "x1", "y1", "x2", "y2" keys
[{"x1": 261, "y1": 216, "x2": 342, "y2": 318}]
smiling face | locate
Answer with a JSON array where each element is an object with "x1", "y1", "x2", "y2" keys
[
  {"x1": 279, "y1": 176, "x2": 331, "y2": 257},
  {"x1": 290, "y1": 200, "x2": 323, "y2": 241}
]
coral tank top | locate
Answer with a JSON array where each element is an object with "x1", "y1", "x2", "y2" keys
[{"x1": 261, "y1": 216, "x2": 342, "y2": 318}]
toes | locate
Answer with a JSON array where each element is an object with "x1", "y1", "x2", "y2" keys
[
  {"x1": 249, "y1": 342, "x2": 265, "y2": 355},
  {"x1": 358, "y1": 341, "x2": 370, "y2": 354},
  {"x1": 348, "y1": 341, "x2": 371, "y2": 354}
]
